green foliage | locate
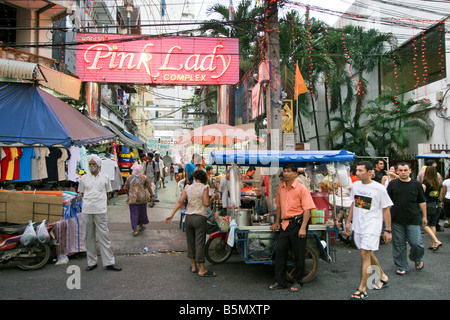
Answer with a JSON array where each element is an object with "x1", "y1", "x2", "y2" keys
[{"x1": 196, "y1": 2, "x2": 433, "y2": 157}]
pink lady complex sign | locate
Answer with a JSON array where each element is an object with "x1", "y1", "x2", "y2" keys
[{"x1": 76, "y1": 34, "x2": 240, "y2": 85}]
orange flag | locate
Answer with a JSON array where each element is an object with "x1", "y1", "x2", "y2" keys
[{"x1": 294, "y1": 63, "x2": 308, "y2": 99}]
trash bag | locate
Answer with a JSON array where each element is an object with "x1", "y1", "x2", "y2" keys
[
  {"x1": 37, "y1": 220, "x2": 50, "y2": 244},
  {"x1": 20, "y1": 221, "x2": 37, "y2": 246},
  {"x1": 55, "y1": 255, "x2": 69, "y2": 265}
]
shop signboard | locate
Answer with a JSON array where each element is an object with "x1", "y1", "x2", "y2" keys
[{"x1": 76, "y1": 34, "x2": 240, "y2": 85}]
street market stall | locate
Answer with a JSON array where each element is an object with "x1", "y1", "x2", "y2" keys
[
  {"x1": 206, "y1": 149, "x2": 355, "y2": 283},
  {"x1": 0, "y1": 82, "x2": 120, "y2": 263}
]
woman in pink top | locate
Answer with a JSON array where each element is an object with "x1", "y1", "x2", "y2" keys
[{"x1": 166, "y1": 170, "x2": 216, "y2": 277}]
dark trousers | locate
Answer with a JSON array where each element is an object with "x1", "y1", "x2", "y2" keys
[
  {"x1": 274, "y1": 221, "x2": 308, "y2": 287},
  {"x1": 185, "y1": 214, "x2": 207, "y2": 263}
]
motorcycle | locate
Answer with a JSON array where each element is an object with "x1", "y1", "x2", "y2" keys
[{"x1": 0, "y1": 221, "x2": 58, "y2": 270}]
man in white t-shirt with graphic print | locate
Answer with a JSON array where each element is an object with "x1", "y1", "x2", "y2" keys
[{"x1": 345, "y1": 161, "x2": 393, "y2": 300}]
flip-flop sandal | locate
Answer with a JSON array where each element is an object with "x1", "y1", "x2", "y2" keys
[
  {"x1": 132, "y1": 232, "x2": 138, "y2": 237},
  {"x1": 431, "y1": 243, "x2": 442, "y2": 251},
  {"x1": 415, "y1": 261, "x2": 424, "y2": 270},
  {"x1": 139, "y1": 226, "x2": 146, "y2": 232},
  {"x1": 396, "y1": 270, "x2": 407, "y2": 276},
  {"x1": 198, "y1": 270, "x2": 216, "y2": 277},
  {"x1": 350, "y1": 289, "x2": 368, "y2": 300},
  {"x1": 373, "y1": 279, "x2": 390, "y2": 290},
  {"x1": 290, "y1": 283, "x2": 302, "y2": 292},
  {"x1": 268, "y1": 283, "x2": 286, "y2": 290},
  {"x1": 189, "y1": 267, "x2": 198, "y2": 273}
]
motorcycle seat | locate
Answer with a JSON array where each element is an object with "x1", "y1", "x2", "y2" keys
[{"x1": 0, "y1": 223, "x2": 37, "y2": 235}]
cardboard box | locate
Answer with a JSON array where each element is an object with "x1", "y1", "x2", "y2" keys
[{"x1": 0, "y1": 192, "x2": 63, "y2": 224}]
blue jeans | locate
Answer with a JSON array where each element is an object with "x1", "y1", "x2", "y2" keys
[
  {"x1": 392, "y1": 223, "x2": 424, "y2": 272},
  {"x1": 155, "y1": 178, "x2": 160, "y2": 199}
]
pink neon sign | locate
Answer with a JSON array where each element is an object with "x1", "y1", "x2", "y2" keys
[{"x1": 76, "y1": 34, "x2": 240, "y2": 85}]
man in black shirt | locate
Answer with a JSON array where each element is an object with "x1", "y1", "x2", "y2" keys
[
  {"x1": 387, "y1": 162, "x2": 427, "y2": 275},
  {"x1": 373, "y1": 159, "x2": 385, "y2": 183}
]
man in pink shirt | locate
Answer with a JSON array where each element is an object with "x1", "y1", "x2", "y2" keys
[{"x1": 269, "y1": 163, "x2": 316, "y2": 292}]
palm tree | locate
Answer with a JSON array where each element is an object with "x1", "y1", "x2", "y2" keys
[
  {"x1": 198, "y1": 0, "x2": 263, "y2": 77},
  {"x1": 327, "y1": 105, "x2": 370, "y2": 156},
  {"x1": 363, "y1": 93, "x2": 434, "y2": 159},
  {"x1": 340, "y1": 25, "x2": 392, "y2": 129}
]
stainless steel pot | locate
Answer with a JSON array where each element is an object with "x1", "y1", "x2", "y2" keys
[{"x1": 236, "y1": 209, "x2": 252, "y2": 227}]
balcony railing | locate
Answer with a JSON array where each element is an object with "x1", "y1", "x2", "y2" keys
[{"x1": 0, "y1": 42, "x2": 59, "y2": 69}]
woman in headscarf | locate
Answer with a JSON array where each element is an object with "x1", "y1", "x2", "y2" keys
[{"x1": 124, "y1": 164, "x2": 155, "y2": 237}]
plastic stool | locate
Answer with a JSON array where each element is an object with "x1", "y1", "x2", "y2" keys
[{"x1": 180, "y1": 210, "x2": 186, "y2": 232}]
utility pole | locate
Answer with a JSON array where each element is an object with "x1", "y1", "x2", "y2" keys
[{"x1": 264, "y1": 0, "x2": 282, "y2": 209}]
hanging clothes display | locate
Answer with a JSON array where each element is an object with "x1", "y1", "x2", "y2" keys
[
  {"x1": 45, "y1": 147, "x2": 62, "y2": 182},
  {"x1": 12, "y1": 147, "x2": 22, "y2": 180},
  {"x1": 0, "y1": 147, "x2": 10, "y2": 181},
  {"x1": 36, "y1": 147, "x2": 50, "y2": 180},
  {"x1": 57, "y1": 148, "x2": 69, "y2": 181},
  {"x1": 12, "y1": 147, "x2": 35, "y2": 182},
  {"x1": 0, "y1": 147, "x2": 22, "y2": 181},
  {"x1": 118, "y1": 145, "x2": 134, "y2": 178},
  {"x1": 67, "y1": 146, "x2": 81, "y2": 182}
]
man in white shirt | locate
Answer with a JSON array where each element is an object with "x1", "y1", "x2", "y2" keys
[
  {"x1": 345, "y1": 161, "x2": 392, "y2": 300},
  {"x1": 78, "y1": 155, "x2": 121, "y2": 272}
]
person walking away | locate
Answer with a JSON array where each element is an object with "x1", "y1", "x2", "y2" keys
[
  {"x1": 269, "y1": 163, "x2": 316, "y2": 292},
  {"x1": 185, "y1": 154, "x2": 201, "y2": 184},
  {"x1": 421, "y1": 166, "x2": 443, "y2": 251},
  {"x1": 154, "y1": 152, "x2": 164, "y2": 200},
  {"x1": 417, "y1": 159, "x2": 443, "y2": 183},
  {"x1": 124, "y1": 164, "x2": 155, "y2": 237},
  {"x1": 418, "y1": 160, "x2": 444, "y2": 231},
  {"x1": 162, "y1": 166, "x2": 168, "y2": 188},
  {"x1": 143, "y1": 152, "x2": 156, "y2": 207},
  {"x1": 441, "y1": 168, "x2": 450, "y2": 229},
  {"x1": 170, "y1": 164, "x2": 174, "y2": 181},
  {"x1": 78, "y1": 155, "x2": 121, "y2": 271},
  {"x1": 173, "y1": 163, "x2": 179, "y2": 179},
  {"x1": 387, "y1": 162, "x2": 427, "y2": 276},
  {"x1": 344, "y1": 161, "x2": 393, "y2": 300},
  {"x1": 165, "y1": 170, "x2": 216, "y2": 277}
]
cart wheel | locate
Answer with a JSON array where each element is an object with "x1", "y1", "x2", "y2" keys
[
  {"x1": 286, "y1": 246, "x2": 319, "y2": 284},
  {"x1": 205, "y1": 236, "x2": 233, "y2": 264}
]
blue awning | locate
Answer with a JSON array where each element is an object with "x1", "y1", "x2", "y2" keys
[
  {"x1": 122, "y1": 131, "x2": 146, "y2": 149},
  {"x1": 0, "y1": 83, "x2": 116, "y2": 147},
  {"x1": 209, "y1": 150, "x2": 355, "y2": 167}
]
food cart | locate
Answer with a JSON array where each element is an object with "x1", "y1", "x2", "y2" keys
[{"x1": 205, "y1": 149, "x2": 355, "y2": 283}]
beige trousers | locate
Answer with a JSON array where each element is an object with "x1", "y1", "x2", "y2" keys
[{"x1": 83, "y1": 213, "x2": 115, "y2": 267}]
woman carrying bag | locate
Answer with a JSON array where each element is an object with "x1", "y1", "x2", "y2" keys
[{"x1": 124, "y1": 164, "x2": 155, "y2": 237}]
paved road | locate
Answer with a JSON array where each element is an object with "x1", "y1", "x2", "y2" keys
[{"x1": 1, "y1": 180, "x2": 449, "y2": 304}]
